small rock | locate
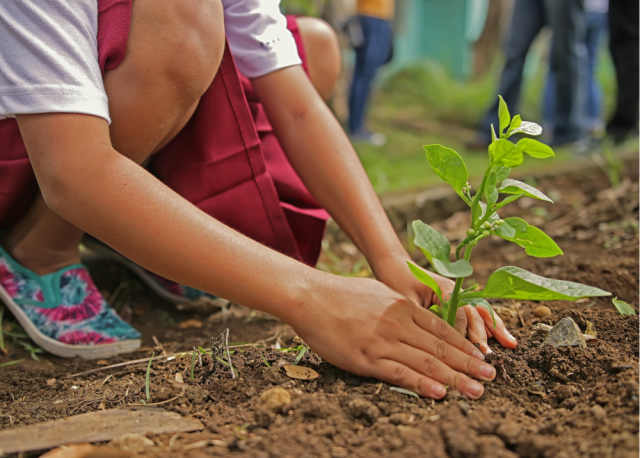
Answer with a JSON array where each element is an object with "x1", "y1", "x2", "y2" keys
[
  {"x1": 533, "y1": 306, "x2": 551, "y2": 318},
  {"x1": 46, "y1": 378, "x2": 57, "y2": 386},
  {"x1": 258, "y1": 387, "x2": 291, "y2": 414},
  {"x1": 543, "y1": 317, "x2": 586, "y2": 348},
  {"x1": 347, "y1": 398, "x2": 380, "y2": 422},
  {"x1": 175, "y1": 373, "x2": 184, "y2": 384},
  {"x1": 590, "y1": 404, "x2": 607, "y2": 419},
  {"x1": 110, "y1": 433, "x2": 155, "y2": 452}
]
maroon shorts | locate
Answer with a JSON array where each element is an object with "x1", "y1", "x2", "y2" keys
[{"x1": 0, "y1": 0, "x2": 327, "y2": 266}]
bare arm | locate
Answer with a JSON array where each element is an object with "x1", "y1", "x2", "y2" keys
[
  {"x1": 251, "y1": 66, "x2": 517, "y2": 351},
  {"x1": 16, "y1": 112, "x2": 496, "y2": 400}
]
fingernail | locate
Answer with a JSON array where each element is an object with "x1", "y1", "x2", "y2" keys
[
  {"x1": 467, "y1": 382, "x2": 484, "y2": 399},
  {"x1": 472, "y1": 347, "x2": 485, "y2": 360},
  {"x1": 430, "y1": 384, "x2": 447, "y2": 399},
  {"x1": 479, "y1": 364, "x2": 496, "y2": 381},
  {"x1": 508, "y1": 334, "x2": 518, "y2": 344},
  {"x1": 485, "y1": 347, "x2": 494, "y2": 354}
]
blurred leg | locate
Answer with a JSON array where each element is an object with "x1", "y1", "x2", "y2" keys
[
  {"x1": 296, "y1": 17, "x2": 342, "y2": 101},
  {"x1": 606, "y1": 0, "x2": 639, "y2": 141},
  {"x1": 348, "y1": 16, "x2": 393, "y2": 134},
  {"x1": 584, "y1": 11, "x2": 607, "y2": 131},
  {"x1": 545, "y1": 0, "x2": 587, "y2": 144},
  {"x1": 478, "y1": 0, "x2": 546, "y2": 143},
  {"x1": 2, "y1": 0, "x2": 224, "y2": 275}
]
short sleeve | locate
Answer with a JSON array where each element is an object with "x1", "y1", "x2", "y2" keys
[
  {"x1": 223, "y1": 0, "x2": 302, "y2": 78},
  {"x1": 0, "y1": 1, "x2": 110, "y2": 123}
]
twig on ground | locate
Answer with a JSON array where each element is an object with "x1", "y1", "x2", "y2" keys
[
  {"x1": 224, "y1": 328, "x2": 236, "y2": 380},
  {"x1": 145, "y1": 352, "x2": 155, "y2": 401},
  {"x1": 64, "y1": 343, "x2": 256, "y2": 379}
]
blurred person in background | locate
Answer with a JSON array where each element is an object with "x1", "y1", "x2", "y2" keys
[
  {"x1": 543, "y1": 0, "x2": 608, "y2": 141},
  {"x1": 606, "y1": 0, "x2": 639, "y2": 143},
  {"x1": 468, "y1": 0, "x2": 587, "y2": 149},
  {"x1": 348, "y1": 0, "x2": 395, "y2": 146}
]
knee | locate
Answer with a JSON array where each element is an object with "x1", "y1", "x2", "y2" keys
[
  {"x1": 145, "y1": 0, "x2": 225, "y2": 101},
  {"x1": 297, "y1": 17, "x2": 342, "y2": 100}
]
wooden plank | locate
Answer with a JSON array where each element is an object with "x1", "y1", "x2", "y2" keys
[{"x1": 0, "y1": 406, "x2": 203, "y2": 455}]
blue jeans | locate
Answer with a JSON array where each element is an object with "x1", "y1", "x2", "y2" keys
[
  {"x1": 544, "y1": 11, "x2": 608, "y2": 131},
  {"x1": 478, "y1": 0, "x2": 587, "y2": 144},
  {"x1": 348, "y1": 15, "x2": 393, "y2": 134}
]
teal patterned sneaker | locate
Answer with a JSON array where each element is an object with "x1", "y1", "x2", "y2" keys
[
  {"x1": 82, "y1": 237, "x2": 229, "y2": 314},
  {"x1": 0, "y1": 244, "x2": 141, "y2": 359}
]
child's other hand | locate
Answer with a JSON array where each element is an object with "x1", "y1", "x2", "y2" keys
[
  {"x1": 370, "y1": 255, "x2": 517, "y2": 354},
  {"x1": 288, "y1": 274, "x2": 496, "y2": 400}
]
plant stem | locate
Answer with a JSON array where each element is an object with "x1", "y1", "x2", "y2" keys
[
  {"x1": 470, "y1": 169, "x2": 491, "y2": 227},
  {"x1": 446, "y1": 242, "x2": 476, "y2": 327}
]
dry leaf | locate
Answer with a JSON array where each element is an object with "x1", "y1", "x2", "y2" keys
[
  {"x1": 177, "y1": 319, "x2": 203, "y2": 329},
  {"x1": 282, "y1": 365, "x2": 319, "y2": 380}
]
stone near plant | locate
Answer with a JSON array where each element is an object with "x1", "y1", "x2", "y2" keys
[{"x1": 543, "y1": 317, "x2": 586, "y2": 348}]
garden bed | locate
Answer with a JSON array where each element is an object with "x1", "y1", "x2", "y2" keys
[{"x1": 0, "y1": 159, "x2": 638, "y2": 458}]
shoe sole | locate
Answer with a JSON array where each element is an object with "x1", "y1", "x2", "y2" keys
[
  {"x1": 0, "y1": 283, "x2": 140, "y2": 359},
  {"x1": 81, "y1": 238, "x2": 230, "y2": 311}
]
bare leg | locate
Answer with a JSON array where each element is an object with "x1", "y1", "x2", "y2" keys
[
  {"x1": 296, "y1": 17, "x2": 342, "y2": 101},
  {"x1": 2, "y1": 0, "x2": 224, "y2": 275}
]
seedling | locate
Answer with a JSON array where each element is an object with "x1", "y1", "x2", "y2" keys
[
  {"x1": 293, "y1": 345, "x2": 308, "y2": 365},
  {"x1": 408, "y1": 97, "x2": 611, "y2": 328},
  {"x1": 612, "y1": 298, "x2": 636, "y2": 316}
]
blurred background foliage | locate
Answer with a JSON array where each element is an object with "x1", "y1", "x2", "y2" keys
[{"x1": 280, "y1": 0, "x2": 631, "y2": 194}]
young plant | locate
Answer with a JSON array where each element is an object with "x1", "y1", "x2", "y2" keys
[{"x1": 408, "y1": 96, "x2": 611, "y2": 328}]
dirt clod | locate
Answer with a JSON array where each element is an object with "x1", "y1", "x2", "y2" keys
[{"x1": 258, "y1": 386, "x2": 291, "y2": 413}]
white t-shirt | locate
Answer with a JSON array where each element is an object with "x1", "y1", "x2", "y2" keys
[{"x1": 0, "y1": 0, "x2": 301, "y2": 124}]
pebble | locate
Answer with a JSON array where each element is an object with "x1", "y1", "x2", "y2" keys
[
  {"x1": 533, "y1": 305, "x2": 552, "y2": 318},
  {"x1": 543, "y1": 317, "x2": 586, "y2": 348},
  {"x1": 258, "y1": 387, "x2": 291, "y2": 413}
]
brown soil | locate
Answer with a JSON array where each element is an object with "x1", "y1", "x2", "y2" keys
[{"x1": 0, "y1": 160, "x2": 638, "y2": 458}]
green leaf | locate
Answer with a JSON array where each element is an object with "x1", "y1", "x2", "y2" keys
[
  {"x1": 492, "y1": 219, "x2": 516, "y2": 238},
  {"x1": 495, "y1": 166, "x2": 511, "y2": 184},
  {"x1": 498, "y1": 217, "x2": 563, "y2": 257},
  {"x1": 485, "y1": 169, "x2": 499, "y2": 206},
  {"x1": 488, "y1": 139, "x2": 524, "y2": 167},
  {"x1": 516, "y1": 138, "x2": 555, "y2": 159},
  {"x1": 423, "y1": 145, "x2": 469, "y2": 198},
  {"x1": 461, "y1": 298, "x2": 496, "y2": 329},
  {"x1": 463, "y1": 266, "x2": 611, "y2": 301},
  {"x1": 429, "y1": 304, "x2": 444, "y2": 319},
  {"x1": 612, "y1": 298, "x2": 636, "y2": 316},
  {"x1": 498, "y1": 95, "x2": 510, "y2": 136},
  {"x1": 407, "y1": 261, "x2": 443, "y2": 305},
  {"x1": 491, "y1": 124, "x2": 497, "y2": 143},
  {"x1": 412, "y1": 221, "x2": 473, "y2": 278},
  {"x1": 498, "y1": 179, "x2": 553, "y2": 203},
  {"x1": 507, "y1": 114, "x2": 522, "y2": 135},
  {"x1": 508, "y1": 121, "x2": 543, "y2": 137}
]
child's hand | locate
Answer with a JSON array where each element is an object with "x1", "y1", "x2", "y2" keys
[
  {"x1": 287, "y1": 274, "x2": 497, "y2": 400},
  {"x1": 370, "y1": 254, "x2": 517, "y2": 354}
]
